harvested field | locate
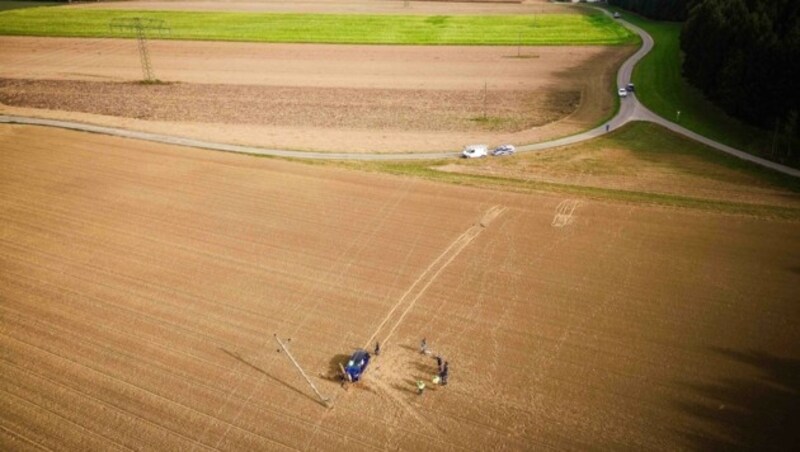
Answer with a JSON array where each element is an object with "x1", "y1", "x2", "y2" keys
[
  {"x1": 1, "y1": 124, "x2": 799, "y2": 450},
  {"x1": 0, "y1": 79, "x2": 578, "y2": 132},
  {"x1": 0, "y1": 37, "x2": 631, "y2": 152}
]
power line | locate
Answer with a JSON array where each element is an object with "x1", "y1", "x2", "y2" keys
[{"x1": 109, "y1": 18, "x2": 171, "y2": 83}]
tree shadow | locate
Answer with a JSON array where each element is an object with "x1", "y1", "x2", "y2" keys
[
  {"x1": 220, "y1": 348, "x2": 328, "y2": 407},
  {"x1": 675, "y1": 347, "x2": 800, "y2": 450},
  {"x1": 0, "y1": 1, "x2": 61, "y2": 13}
]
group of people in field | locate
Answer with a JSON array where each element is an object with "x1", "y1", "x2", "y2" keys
[
  {"x1": 351, "y1": 338, "x2": 450, "y2": 396},
  {"x1": 416, "y1": 338, "x2": 449, "y2": 395}
]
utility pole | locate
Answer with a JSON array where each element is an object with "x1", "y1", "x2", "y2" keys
[
  {"x1": 109, "y1": 17, "x2": 170, "y2": 83},
  {"x1": 273, "y1": 334, "x2": 331, "y2": 408},
  {"x1": 483, "y1": 81, "x2": 487, "y2": 119}
]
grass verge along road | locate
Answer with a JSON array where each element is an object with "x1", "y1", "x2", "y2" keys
[{"x1": 334, "y1": 122, "x2": 800, "y2": 218}]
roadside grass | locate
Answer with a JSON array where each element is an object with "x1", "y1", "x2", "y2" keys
[
  {"x1": 300, "y1": 122, "x2": 800, "y2": 219},
  {"x1": 0, "y1": 8, "x2": 636, "y2": 45},
  {"x1": 606, "y1": 7, "x2": 790, "y2": 166}
]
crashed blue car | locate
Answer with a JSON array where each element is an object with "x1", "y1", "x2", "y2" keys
[{"x1": 343, "y1": 349, "x2": 371, "y2": 382}]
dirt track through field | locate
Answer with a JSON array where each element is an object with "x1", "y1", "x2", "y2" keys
[
  {"x1": 365, "y1": 205, "x2": 506, "y2": 348},
  {"x1": 1, "y1": 124, "x2": 799, "y2": 450}
]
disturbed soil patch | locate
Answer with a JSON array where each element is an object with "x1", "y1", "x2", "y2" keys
[{"x1": 0, "y1": 78, "x2": 579, "y2": 133}]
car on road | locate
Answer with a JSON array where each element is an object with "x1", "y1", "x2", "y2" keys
[
  {"x1": 462, "y1": 144, "x2": 488, "y2": 158},
  {"x1": 613, "y1": 12, "x2": 621, "y2": 19},
  {"x1": 626, "y1": 83, "x2": 635, "y2": 92},
  {"x1": 618, "y1": 88, "x2": 628, "y2": 98},
  {"x1": 491, "y1": 144, "x2": 516, "y2": 156}
]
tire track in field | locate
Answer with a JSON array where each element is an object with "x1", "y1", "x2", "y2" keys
[
  {"x1": 200, "y1": 179, "x2": 417, "y2": 451},
  {"x1": 364, "y1": 205, "x2": 507, "y2": 349}
]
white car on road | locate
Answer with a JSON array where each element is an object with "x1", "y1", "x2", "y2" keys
[
  {"x1": 462, "y1": 144, "x2": 488, "y2": 158},
  {"x1": 491, "y1": 144, "x2": 516, "y2": 156},
  {"x1": 618, "y1": 88, "x2": 628, "y2": 98}
]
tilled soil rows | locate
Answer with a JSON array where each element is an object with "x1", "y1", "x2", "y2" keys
[
  {"x1": 0, "y1": 79, "x2": 579, "y2": 132},
  {"x1": 0, "y1": 36, "x2": 631, "y2": 151},
  {"x1": 1, "y1": 125, "x2": 799, "y2": 450}
]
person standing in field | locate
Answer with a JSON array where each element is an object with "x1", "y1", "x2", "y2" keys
[
  {"x1": 416, "y1": 380, "x2": 426, "y2": 395},
  {"x1": 420, "y1": 338, "x2": 428, "y2": 355},
  {"x1": 375, "y1": 341, "x2": 381, "y2": 356},
  {"x1": 440, "y1": 362, "x2": 449, "y2": 386}
]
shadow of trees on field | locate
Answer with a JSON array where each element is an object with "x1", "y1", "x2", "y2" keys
[
  {"x1": 676, "y1": 348, "x2": 800, "y2": 450},
  {"x1": 0, "y1": 1, "x2": 60, "y2": 12}
]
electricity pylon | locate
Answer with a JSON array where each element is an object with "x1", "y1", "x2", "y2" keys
[{"x1": 109, "y1": 18, "x2": 170, "y2": 83}]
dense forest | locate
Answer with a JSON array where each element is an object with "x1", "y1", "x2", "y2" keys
[
  {"x1": 607, "y1": 0, "x2": 688, "y2": 21},
  {"x1": 681, "y1": 0, "x2": 799, "y2": 161}
]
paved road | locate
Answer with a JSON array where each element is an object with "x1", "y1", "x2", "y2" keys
[{"x1": 1, "y1": 12, "x2": 798, "y2": 177}]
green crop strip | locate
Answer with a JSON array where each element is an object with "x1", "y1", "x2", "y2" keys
[{"x1": 0, "y1": 8, "x2": 636, "y2": 45}]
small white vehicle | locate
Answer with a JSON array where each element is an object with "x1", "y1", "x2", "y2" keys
[
  {"x1": 491, "y1": 144, "x2": 516, "y2": 156},
  {"x1": 462, "y1": 144, "x2": 488, "y2": 158},
  {"x1": 613, "y1": 12, "x2": 621, "y2": 19},
  {"x1": 618, "y1": 88, "x2": 628, "y2": 98}
]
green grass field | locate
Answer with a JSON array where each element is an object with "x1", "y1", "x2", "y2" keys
[
  {"x1": 0, "y1": 7, "x2": 636, "y2": 45},
  {"x1": 606, "y1": 7, "x2": 786, "y2": 166}
]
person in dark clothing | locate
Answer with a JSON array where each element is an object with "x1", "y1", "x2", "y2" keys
[
  {"x1": 375, "y1": 341, "x2": 381, "y2": 356},
  {"x1": 440, "y1": 362, "x2": 449, "y2": 385},
  {"x1": 435, "y1": 355, "x2": 443, "y2": 373}
]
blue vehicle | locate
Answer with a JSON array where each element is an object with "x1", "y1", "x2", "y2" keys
[{"x1": 343, "y1": 349, "x2": 371, "y2": 382}]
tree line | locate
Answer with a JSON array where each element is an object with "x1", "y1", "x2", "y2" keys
[
  {"x1": 611, "y1": 0, "x2": 797, "y2": 163},
  {"x1": 680, "y1": 0, "x2": 798, "y2": 162}
]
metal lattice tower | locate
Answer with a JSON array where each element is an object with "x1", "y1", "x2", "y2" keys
[{"x1": 109, "y1": 18, "x2": 170, "y2": 82}]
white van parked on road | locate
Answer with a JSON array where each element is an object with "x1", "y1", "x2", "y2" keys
[{"x1": 462, "y1": 144, "x2": 488, "y2": 158}]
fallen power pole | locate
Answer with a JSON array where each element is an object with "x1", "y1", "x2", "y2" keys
[{"x1": 273, "y1": 334, "x2": 331, "y2": 408}]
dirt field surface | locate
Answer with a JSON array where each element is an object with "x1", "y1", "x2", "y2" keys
[
  {"x1": 2, "y1": 124, "x2": 799, "y2": 450},
  {"x1": 70, "y1": 0, "x2": 575, "y2": 15},
  {"x1": 0, "y1": 36, "x2": 630, "y2": 152}
]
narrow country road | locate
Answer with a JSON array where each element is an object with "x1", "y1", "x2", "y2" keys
[{"x1": 1, "y1": 10, "x2": 798, "y2": 177}]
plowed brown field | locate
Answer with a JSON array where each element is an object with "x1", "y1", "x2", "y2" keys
[
  {"x1": 2, "y1": 124, "x2": 799, "y2": 450},
  {"x1": 0, "y1": 36, "x2": 630, "y2": 152}
]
